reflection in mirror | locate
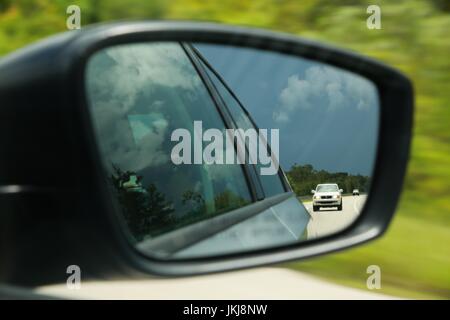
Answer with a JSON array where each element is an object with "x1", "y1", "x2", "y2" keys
[{"x1": 85, "y1": 42, "x2": 379, "y2": 259}]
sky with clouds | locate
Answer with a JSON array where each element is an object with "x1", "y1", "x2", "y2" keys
[
  {"x1": 86, "y1": 42, "x2": 379, "y2": 179},
  {"x1": 195, "y1": 43, "x2": 379, "y2": 176}
]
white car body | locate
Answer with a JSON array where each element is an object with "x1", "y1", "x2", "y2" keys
[{"x1": 312, "y1": 183, "x2": 343, "y2": 211}]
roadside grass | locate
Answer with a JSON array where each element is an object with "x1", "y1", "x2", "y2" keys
[{"x1": 284, "y1": 212, "x2": 450, "y2": 299}]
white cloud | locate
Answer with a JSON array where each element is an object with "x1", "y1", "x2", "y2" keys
[
  {"x1": 273, "y1": 65, "x2": 377, "y2": 123},
  {"x1": 88, "y1": 43, "x2": 202, "y2": 113}
]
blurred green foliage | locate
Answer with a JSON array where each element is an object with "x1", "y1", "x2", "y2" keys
[{"x1": 0, "y1": 0, "x2": 448, "y2": 298}]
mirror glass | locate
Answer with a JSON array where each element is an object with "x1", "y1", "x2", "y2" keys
[{"x1": 85, "y1": 42, "x2": 379, "y2": 259}]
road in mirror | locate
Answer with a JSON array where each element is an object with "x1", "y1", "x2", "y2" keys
[{"x1": 85, "y1": 42, "x2": 379, "y2": 259}]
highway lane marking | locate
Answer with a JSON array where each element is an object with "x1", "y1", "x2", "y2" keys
[
  {"x1": 353, "y1": 197, "x2": 358, "y2": 214},
  {"x1": 353, "y1": 196, "x2": 363, "y2": 215},
  {"x1": 305, "y1": 204, "x2": 314, "y2": 220}
]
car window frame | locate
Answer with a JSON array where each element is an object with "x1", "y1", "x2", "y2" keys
[
  {"x1": 188, "y1": 44, "x2": 291, "y2": 195},
  {"x1": 181, "y1": 43, "x2": 267, "y2": 201}
]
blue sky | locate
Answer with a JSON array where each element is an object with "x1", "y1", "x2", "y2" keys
[{"x1": 195, "y1": 43, "x2": 379, "y2": 176}]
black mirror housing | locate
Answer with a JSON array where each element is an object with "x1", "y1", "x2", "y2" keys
[{"x1": 0, "y1": 21, "x2": 413, "y2": 287}]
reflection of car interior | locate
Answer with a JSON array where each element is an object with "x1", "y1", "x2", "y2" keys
[
  {"x1": 121, "y1": 174, "x2": 145, "y2": 193},
  {"x1": 88, "y1": 42, "x2": 311, "y2": 257}
]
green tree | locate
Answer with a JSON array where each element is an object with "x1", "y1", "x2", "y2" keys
[{"x1": 110, "y1": 165, "x2": 174, "y2": 241}]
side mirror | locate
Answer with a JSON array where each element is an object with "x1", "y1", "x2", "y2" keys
[
  {"x1": 0, "y1": 21, "x2": 413, "y2": 284},
  {"x1": 339, "y1": 189, "x2": 344, "y2": 193}
]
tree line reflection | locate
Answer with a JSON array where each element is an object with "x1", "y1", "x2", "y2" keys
[{"x1": 109, "y1": 165, "x2": 249, "y2": 241}]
